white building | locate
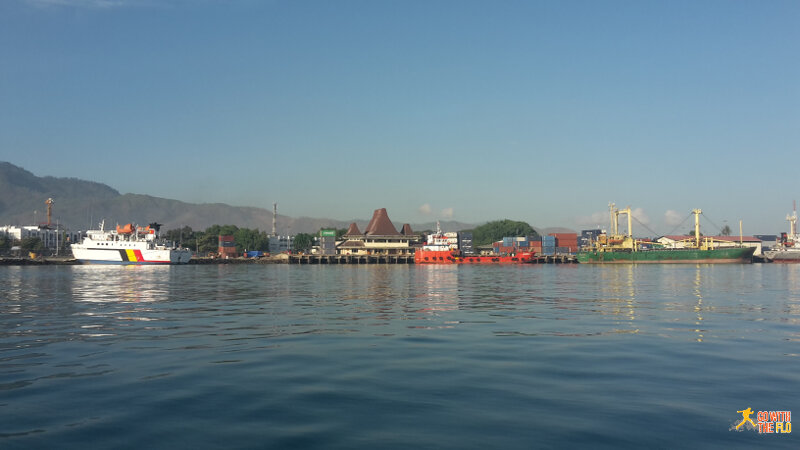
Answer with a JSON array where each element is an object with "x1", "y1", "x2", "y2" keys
[
  {"x1": 269, "y1": 235, "x2": 295, "y2": 254},
  {"x1": 1, "y1": 225, "x2": 82, "y2": 251}
]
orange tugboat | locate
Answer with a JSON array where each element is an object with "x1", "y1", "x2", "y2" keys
[{"x1": 414, "y1": 223, "x2": 535, "y2": 264}]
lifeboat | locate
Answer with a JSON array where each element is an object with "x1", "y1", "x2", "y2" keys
[{"x1": 116, "y1": 223, "x2": 135, "y2": 234}]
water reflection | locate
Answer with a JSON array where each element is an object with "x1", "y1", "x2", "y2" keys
[
  {"x1": 67, "y1": 265, "x2": 179, "y2": 337},
  {"x1": 593, "y1": 265, "x2": 639, "y2": 334},
  {"x1": 693, "y1": 265, "x2": 704, "y2": 342}
]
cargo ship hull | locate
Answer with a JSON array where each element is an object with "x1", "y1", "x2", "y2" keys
[
  {"x1": 415, "y1": 250, "x2": 534, "y2": 264},
  {"x1": 763, "y1": 249, "x2": 800, "y2": 263},
  {"x1": 576, "y1": 247, "x2": 755, "y2": 264}
]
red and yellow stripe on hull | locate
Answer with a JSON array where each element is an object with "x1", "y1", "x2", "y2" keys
[{"x1": 123, "y1": 249, "x2": 145, "y2": 262}]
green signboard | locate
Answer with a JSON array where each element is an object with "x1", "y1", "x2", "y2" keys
[{"x1": 320, "y1": 229, "x2": 336, "y2": 237}]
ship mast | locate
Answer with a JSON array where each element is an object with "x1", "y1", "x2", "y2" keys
[
  {"x1": 692, "y1": 209, "x2": 702, "y2": 247},
  {"x1": 624, "y1": 207, "x2": 632, "y2": 239},
  {"x1": 609, "y1": 202, "x2": 616, "y2": 235},
  {"x1": 607, "y1": 203, "x2": 635, "y2": 251},
  {"x1": 787, "y1": 201, "x2": 797, "y2": 241}
]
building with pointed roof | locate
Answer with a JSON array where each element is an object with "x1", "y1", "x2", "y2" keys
[{"x1": 337, "y1": 208, "x2": 420, "y2": 256}]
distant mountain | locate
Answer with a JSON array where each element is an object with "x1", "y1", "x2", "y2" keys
[{"x1": 0, "y1": 162, "x2": 477, "y2": 234}]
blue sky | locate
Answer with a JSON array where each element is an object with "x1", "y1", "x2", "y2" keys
[{"x1": 1, "y1": 0, "x2": 798, "y2": 234}]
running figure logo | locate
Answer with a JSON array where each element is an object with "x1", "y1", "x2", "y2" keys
[{"x1": 737, "y1": 407, "x2": 756, "y2": 430}]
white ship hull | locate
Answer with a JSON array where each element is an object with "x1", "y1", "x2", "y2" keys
[
  {"x1": 71, "y1": 221, "x2": 192, "y2": 265},
  {"x1": 71, "y1": 246, "x2": 192, "y2": 264}
]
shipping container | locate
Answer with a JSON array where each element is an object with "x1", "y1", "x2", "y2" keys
[
  {"x1": 554, "y1": 239, "x2": 578, "y2": 247},
  {"x1": 549, "y1": 233, "x2": 578, "y2": 239},
  {"x1": 218, "y1": 235, "x2": 236, "y2": 248}
]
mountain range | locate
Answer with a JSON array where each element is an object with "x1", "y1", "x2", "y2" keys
[{"x1": 0, "y1": 162, "x2": 481, "y2": 234}]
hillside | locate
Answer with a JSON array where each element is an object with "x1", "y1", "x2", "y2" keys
[{"x1": 0, "y1": 162, "x2": 477, "y2": 234}]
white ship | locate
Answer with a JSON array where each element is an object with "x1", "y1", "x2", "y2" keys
[
  {"x1": 763, "y1": 204, "x2": 800, "y2": 263},
  {"x1": 71, "y1": 221, "x2": 192, "y2": 264}
]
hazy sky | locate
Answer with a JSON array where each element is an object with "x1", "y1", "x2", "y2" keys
[{"x1": 2, "y1": 0, "x2": 798, "y2": 234}]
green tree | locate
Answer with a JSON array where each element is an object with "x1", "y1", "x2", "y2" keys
[
  {"x1": 0, "y1": 235, "x2": 10, "y2": 252},
  {"x1": 293, "y1": 233, "x2": 314, "y2": 253},
  {"x1": 470, "y1": 220, "x2": 538, "y2": 247},
  {"x1": 720, "y1": 225, "x2": 732, "y2": 236},
  {"x1": 196, "y1": 230, "x2": 219, "y2": 254},
  {"x1": 21, "y1": 237, "x2": 44, "y2": 252},
  {"x1": 234, "y1": 228, "x2": 271, "y2": 252},
  {"x1": 165, "y1": 226, "x2": 196, "y2": 248}
]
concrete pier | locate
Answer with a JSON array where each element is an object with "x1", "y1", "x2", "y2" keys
[
  {"x1": 289, "y1": 254, "x2": 414, "y2": 264},
  {"x1": 288, "y1": 254, "x2": 576, "y2": 264}
]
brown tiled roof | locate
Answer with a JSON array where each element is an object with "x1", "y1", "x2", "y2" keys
[
  {"x1": 344, "y1": 222, "x2": 363, "y2": 236},
  {"x1": 400, "y1": 223, "x2": 414, "y2": 235},
  {"x1": 364, "y1": 208, "x2": 401, "y2": 236},
  {"x1": 338, "y1": 240, "x2": 366, "y2": 248}
]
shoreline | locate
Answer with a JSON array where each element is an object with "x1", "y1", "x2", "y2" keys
[{"x1": 0, "y1": 256, "x2": 286, "y2": 266}]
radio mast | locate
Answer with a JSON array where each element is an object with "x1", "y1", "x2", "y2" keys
[{"x1": 272, "y1": 203, "x2": 277, "y2": 236}]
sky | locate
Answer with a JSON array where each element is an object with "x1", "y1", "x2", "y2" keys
[{"x1": 1, "y1": 0, "x2": 798, "y2": 235}]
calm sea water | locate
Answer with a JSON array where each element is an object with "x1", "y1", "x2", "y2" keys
[{"x1": 1, "y1": 264, "x2": 798, "y2": 449}]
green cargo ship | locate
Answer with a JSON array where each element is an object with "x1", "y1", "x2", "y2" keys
[
  {"x1": 576, "y1": 246, "x2": 755, "y2": 263},
  {"x1": 577, "y1": 205, "x2": 755, "y2": 264}
]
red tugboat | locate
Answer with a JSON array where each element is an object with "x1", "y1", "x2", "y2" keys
[{"x1": 414, "y1": 223, "x2": 535, "y2": 264}]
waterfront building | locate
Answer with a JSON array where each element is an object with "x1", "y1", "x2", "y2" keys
[
  {"x1": 754, "y1": 234, "x2": 778, "y2": 250},
  {"x1": 269, "y1": 235, "x2": 295, "y2": 254},
  {"x1": 337, "y1": 208, "x2": 419, "y2": 256},
  {"x1": 1, "y1": 225, "x2": 81, "y2": 251},
  {"x1": 318, "y1": 229, "x2": 337, "y2": 255}
]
